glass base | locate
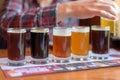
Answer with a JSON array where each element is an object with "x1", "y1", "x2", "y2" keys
[
  {"x1": 8, "y1": 59, "x2": 26, "y2": 66},
  {"x1": 31, "y1": 58, "x2": 48, "y2": 64},
  {"x1": 53, "y1": 55, "x2": 70, "y2": 63},
  {"x1": 89, "y1": 52, "x2": 109, "y2": 60},
  {"x1": 71, "y1": 54, "x2": 88, "y2": 61}
]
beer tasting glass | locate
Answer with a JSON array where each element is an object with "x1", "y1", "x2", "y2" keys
[
  {"x1": 100, "y1": 17, "x2": 118, "y2": 37},
  {"x1": 53, "y1": 27, "x2": 71, "y2": 63},
  {"x1": 31, "y1": 27, "x2": 49, "y2": 64},
  {"x1": 7, "y1": 28, "x2": 26, "y2": 66},
  {"x1": 71, "y1": 26, "x2": 90, "y2": 61},
  {"x1": 90, "y1": 25, "x2": 110, "y2": 60},
  {"x1": 101, "y1": 17, "x2": 120, "y2": 49}
]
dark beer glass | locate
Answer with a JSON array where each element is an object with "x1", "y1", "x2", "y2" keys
[
  {"x1": 53, "y1": 27, "x2": 71, "y2": 63},
  {"x1": 7, "y1": 28, "x2": 26, "y2": 66},
  {"x1": 31, "y1": 27, "x2": 49, "y2": 64},
  {"x1": 90, "y1": 25, "x2": 110, "y2": 60}
]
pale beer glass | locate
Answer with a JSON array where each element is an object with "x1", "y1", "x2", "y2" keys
[
  {"x1": 71, "y1": 27, "x2": 90, "y2": 61},
  {"x1": 101, "y1": 17, "x2": 118, "y2": 37}
]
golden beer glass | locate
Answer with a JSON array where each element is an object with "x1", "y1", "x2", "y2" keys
[
  {"x1": 71, "y1": 26, "x2": 90, "y2": 61},
  {"x1": 100, "y1": 17, "x2": 118, "y2": 37},
  {"x1": 53, "y1": 27, "x2": 71, "y2": 63}
]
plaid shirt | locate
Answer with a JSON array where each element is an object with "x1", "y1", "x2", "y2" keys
[
  {"x1": 0, "y1": 0, "x2": 79, "y2": 43},
  {"x1": 0, "y1": 0, "x2": 57, "y2": 40}
]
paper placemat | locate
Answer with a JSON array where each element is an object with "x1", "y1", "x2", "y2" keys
[{"x1": 0, "y1": 49, "x2": 120, "y2": 78}]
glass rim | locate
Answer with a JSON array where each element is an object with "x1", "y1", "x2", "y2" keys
[
  {"x1": 7, "y1": 28, "x2": 26, "y2": 33},
  {"x1": 72, "y1": 26, "x2": 90, "y2": 32},
  {"x1": 101, "y1": 17, "x2": 118, "y2": 21},
  {"x1": 53, "y1": 27, "x2": 71, "y2": 30},
  {"x1": 31, "y1": 27, "x2": 49, "y2": 33},
  {"x1": 91, "y1": 25, "x2": 110, "y2": 31},
  {"x1": 53, "y1": 27, "x2": 71, "y2": 36}
]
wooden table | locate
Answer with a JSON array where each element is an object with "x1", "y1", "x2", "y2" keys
[{"x1": 0, "y1": 48, "x2": 120, "y2": 80}]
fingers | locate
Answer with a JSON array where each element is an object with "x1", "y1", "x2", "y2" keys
[
  {"x1": 100, "y1": 0, "x2": 120, "y2": 15},
  {"x1": 91, "y1": 3, "x2": 117, "y2": 17},
  {"x1": 95, "y1": 9, "x2": 117, "y2": 20},
  {"x1": 89, "y1": 0, "x2": 119, "y2": 19},
  {"x1": 112, "y1": 1, "x2": 120, "y2": 14}
]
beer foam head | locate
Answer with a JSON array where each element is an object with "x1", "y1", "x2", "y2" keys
[
  {"x1": 31, "y1": 27, "x2": 49, "y2": 33},
  {"x1": 7, "y1": 28, "x2": 26, "y2": 33},
  {"x1": 92, "y1": 26, "x2": 110, "y2": 31},
  {"x1": 53, "y1": 27, "x2": 71, "y2": 36},
  {"x1": 72, "y1": 27, "x2": 89, "y2": 33}
]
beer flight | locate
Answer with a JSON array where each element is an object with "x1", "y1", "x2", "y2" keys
[{"x1": 7, "y1": 25, "x2": 110, "y2": 66}]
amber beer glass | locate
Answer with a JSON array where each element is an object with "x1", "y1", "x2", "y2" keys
[
  {"x1": 71, "y1": 27, "x2": 90, "y2": 61},
  {"x1": 101, "y1": 17, "x2": 117, "y2": 36},
  {"x1": 53, "y1": 27, "x2": 71, "y2": 63},
  {"x1": 7, "y1": 28, "x2": 26, "y2": 66},
  {"x1": 90, "y1": 25, "x2": 110, "y2": 60},
  {"x1": 31, "y1": 27, "x2": 49, "y2": 64}
]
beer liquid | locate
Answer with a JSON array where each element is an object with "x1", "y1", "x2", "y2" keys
[
  {"x1": 53, "y1": 35, "x2": 71, "y2": 58},
  {"x1": 71, "y1": 32, "x2": 89, "y2": 55},
  {"x1": 8, "y1": 33, "x2": 26, "y2": 60},
  {"x1": 91, "y1": 30, "x2": 110, "y2": 54},
  {"x1": 101, "y1": 17, "x2": 115, "y2": 34},
  {"x1": 31, "y1": 32, "x2": 49, "y2": 59}
]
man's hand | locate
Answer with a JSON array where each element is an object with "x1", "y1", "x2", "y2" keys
[{"x1": 58, "y1": 0, "x2": 120, "y2": 22}]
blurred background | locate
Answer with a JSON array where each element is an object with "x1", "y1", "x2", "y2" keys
[{"x1": 0, "y1": 0, "x2": 7, "y2": 49}]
